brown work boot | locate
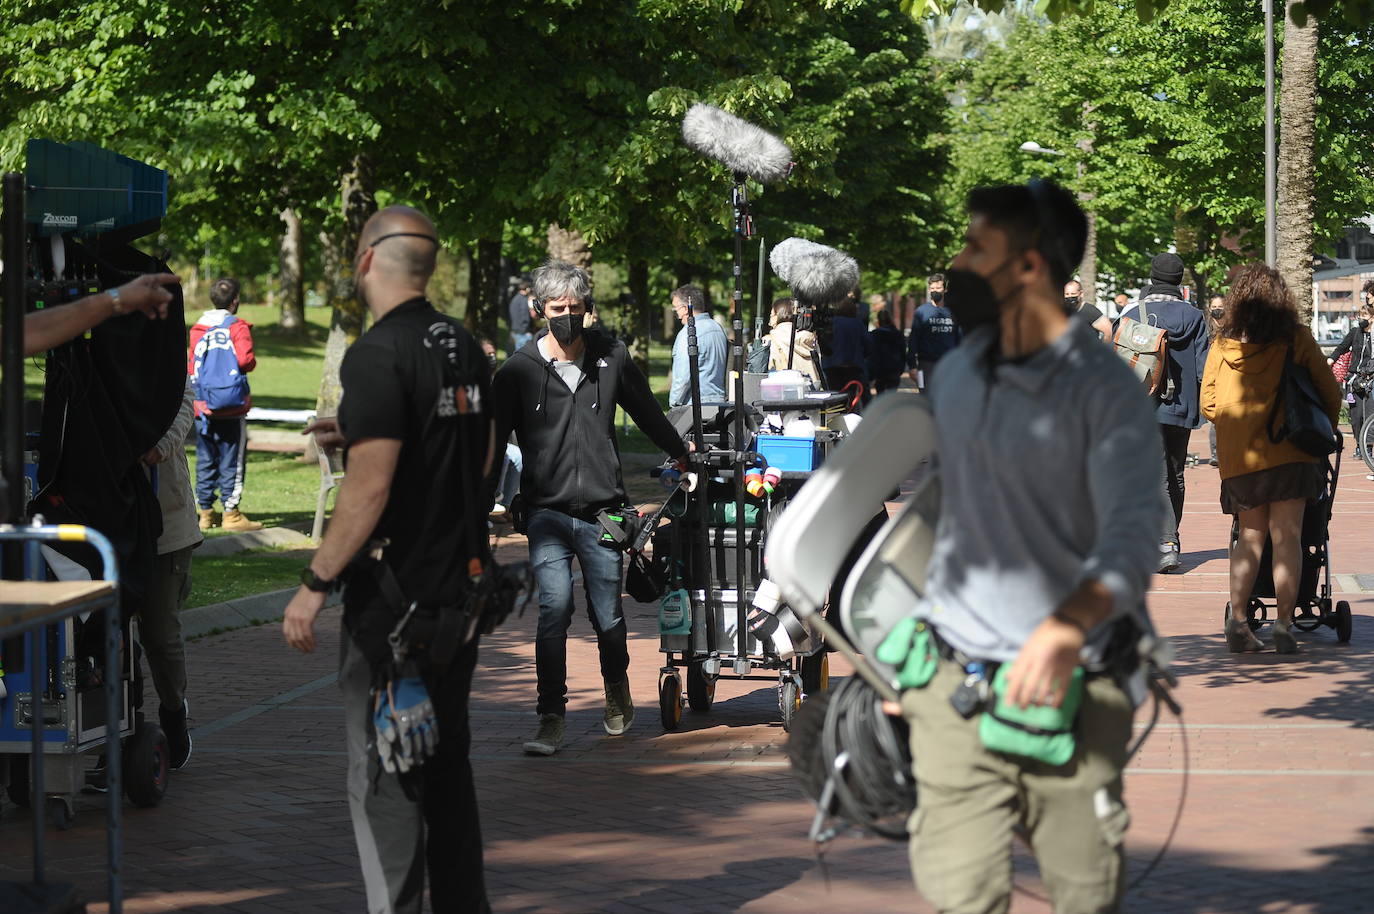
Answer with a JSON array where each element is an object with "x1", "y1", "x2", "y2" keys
[
  {"x1": 221, "y1": 508, "x2": 264, "y2": 532},
  {"x1": 198, "y1": 509, "x2": 220, "y2": 530}
]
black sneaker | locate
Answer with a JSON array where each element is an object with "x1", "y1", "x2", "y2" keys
[
  {"x1": 84, "y1": 755, "x2": 109, "y2": 793},
  {"x1": 160, "y1": 700, "x2": 193, "y2": 770},
  {"x1": 1157, "y1": 543, "x2": 1182, "y2": 574}
]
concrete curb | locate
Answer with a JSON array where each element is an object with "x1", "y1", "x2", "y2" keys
[
  {"x1": 181, "y1": 587, "x2": 342, "y2": 640},
  {"x1": 198, "y1": 526, "x2": 314, "y2": 556}
]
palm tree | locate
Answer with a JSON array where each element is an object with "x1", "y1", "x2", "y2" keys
[{"x1": 1276, "y1": 1, "x2": 1319, "y2": 324}]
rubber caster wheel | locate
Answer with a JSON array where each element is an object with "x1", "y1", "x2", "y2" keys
[
  {"x1": 123, "y1": 720, "x2": 170, "y2": 808},
  {"x1": 659, "y1": 675, "x2": 683, "y2": 731},
  {"x1": 686, "y1": 663, "x2": 716, "y2": 712},
  {"x1": 779, "y1": 678, "x2": 801, "y2": 732},
  {"x1": 46, "y1": 796, "x2": 74, "y2": 831},
  {"x1": 801, "y1": 652, "x2": 830, "y2": 696},
  {"x1": 1335, "y1": 600, "x2": 1353, "y2": 643},
  {"x1": 7, "y1": 757, "x2": 31, "y2": 809}
]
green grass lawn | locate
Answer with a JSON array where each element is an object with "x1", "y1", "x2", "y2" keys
[
  {"x1": 188, "y1": 546, "x2": 312, "y2": 608},
  {"x1": 189, "y1": 445, "x2": 325, "y2": 536}
]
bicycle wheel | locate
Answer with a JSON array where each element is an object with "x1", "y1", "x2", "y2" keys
[{"x1": 1361, "y1": 411, "x2": 1374, "y2": 476}]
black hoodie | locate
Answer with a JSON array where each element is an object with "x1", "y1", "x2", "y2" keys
[{"x1": 489, "y1": 329, "x2": 686, "y2": 517}]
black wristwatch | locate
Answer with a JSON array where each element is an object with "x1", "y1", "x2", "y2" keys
[{"x1": 300, "y1": 566, "x2": 336, "y2": 593}]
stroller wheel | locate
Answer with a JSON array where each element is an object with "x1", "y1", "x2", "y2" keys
[{"x1": 1335, "y1": 601, "x2": 1353, "y2": 643}]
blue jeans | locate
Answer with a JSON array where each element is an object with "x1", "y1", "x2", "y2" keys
[
  {"x1": 526, "y1": 508, "x2": 627, "y2": 716},
  {"x1": 510, "y1": 331, "x2": 532, "y2": 356},
  {"x1": 195, "y1": 415, "x2": 247, "y2": 510},
  {"x1": 497, "y1": 443, "x2": 522, "y2": 507}
]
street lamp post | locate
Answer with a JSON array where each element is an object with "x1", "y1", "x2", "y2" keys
[
  {"x1": 1018, "y1": 141, "x2": 1098, "y2": 304},
  {"x1": 1264, "y1": 0, "x2": 1277, "y2": 266}
]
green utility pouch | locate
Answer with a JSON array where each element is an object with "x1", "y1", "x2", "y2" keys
[
  {"x1": 874, "y1": 618, "x2": 939, "y2": 689},
  {"x1": 978, "y1": 665, "x2": 1084, "y2": 766}
]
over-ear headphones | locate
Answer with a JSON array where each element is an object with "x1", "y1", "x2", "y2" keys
[{"x1": 532, "y1": 296, "x2": 594, "y2": 319}]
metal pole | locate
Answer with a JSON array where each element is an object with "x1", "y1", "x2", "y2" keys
[
  {"x1": 1264, "y1": 0, "x2": 1277, "y2": 266},
  {"x1": 731, "y1": 176, "x2": 747, "y2": 665},
  {"x1": 3, "y1": 172, "x2": 25, "y2": 524},
  {"x1": 25, "y1": 542, "x2": 46, "y2": 885}
]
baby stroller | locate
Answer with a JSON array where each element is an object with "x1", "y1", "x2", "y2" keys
[{"x1": 1228, "y1": 450, "x2": 1352, "y2": 643}]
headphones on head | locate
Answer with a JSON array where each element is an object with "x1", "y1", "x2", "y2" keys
[{"x1": 532, "y1": 295, "x2": 594, "y2": 319}]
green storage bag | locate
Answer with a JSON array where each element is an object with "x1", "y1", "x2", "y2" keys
[
  {"x1": 978, "y1": 665, "x2": 1084, "y2": 766},
  {"x1": 874, "y1": 617, "x2": 939, "y2": 689}
]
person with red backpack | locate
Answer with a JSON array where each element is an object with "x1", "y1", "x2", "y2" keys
[{"x1": 187, "y1": 278, "x2": 263, "y2": 531}]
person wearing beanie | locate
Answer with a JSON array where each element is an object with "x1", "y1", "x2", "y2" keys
[{"x1": 1114, "y1": 252, "x2": 1211, "y2": 573}]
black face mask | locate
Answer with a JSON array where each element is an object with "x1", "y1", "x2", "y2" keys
[
  {"x1": 1211, "y1": 309, "x2": 1225, "y2": 321},
  {"x1": 486, "y1": 351, "x2": 498, "y2": 370},
  {"x1": 548, "y1": 313, "x2": 584, "y2": 347},
  {"x1": 944, "y1": 264, "x2": 1018, "y2": 334},
  {"x1": 1063, "y1": 295, "x2": 1080, "y2": 313},
  {"x1": 930, "y1": 290, "x2": 944, "y2": 305},
  {"x1": 1361, "y1": 319, "x2": 1371, "y2": 332}
]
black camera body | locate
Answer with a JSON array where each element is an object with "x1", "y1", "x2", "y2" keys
[{"x1": 794, "y1": 304, "x2": 833, "y2": 336}]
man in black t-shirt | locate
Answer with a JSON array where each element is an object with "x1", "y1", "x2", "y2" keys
[
  {"x1": 1064, "y1": 279, "x2": 1113, "y2": 341},
  {"x1": 284, "y1": 205, "x2": 493, "y2": 914}
]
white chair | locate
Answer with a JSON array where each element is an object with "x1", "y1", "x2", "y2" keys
[{"x1": 312, "y1": 445, "x2": 346, "y2": 541}]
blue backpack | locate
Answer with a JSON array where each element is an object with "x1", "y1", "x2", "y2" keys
[{"x1": 192, "y1": 314, "x2": 250, "y2": 412}]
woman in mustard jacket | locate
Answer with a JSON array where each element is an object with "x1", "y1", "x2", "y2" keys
[{"x1": 1202, "y1": 264, "x2": 1343, "y2": 654}]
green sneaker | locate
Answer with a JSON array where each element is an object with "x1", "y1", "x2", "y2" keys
[
  {"x1": 603, "y1": 677, "x2": 635, "y2": 736},
  {"x1": 523, "y1": 713, "x2": 565, "y2": 756}
]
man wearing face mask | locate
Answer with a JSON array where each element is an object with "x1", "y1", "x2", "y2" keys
[
  {"x1": 906, "y1": 273, "x2": 960, "y2": 390},
  {"x1": 1114, "y1": 253, "x2": 1211, "y2": 573},
  {"x1": 897, "y1": 180, "x2": 1164, "y2": 914},
  {"x1": 488, "y1": 260, "x2": 688, "y2": 756},
  {"x1": 1063, "y1": 278, "x2": 1113, "y2": 341},
  {"x1": 1328, "y1": 282, "x2": 1374, "y2": 461}
]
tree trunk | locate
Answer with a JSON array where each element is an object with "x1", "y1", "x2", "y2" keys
[
  {"x1": 315, "y1": 155, "x2": 376, "y2": 420},
  {"x1": 1276, "y1": 2, "x2": 1319, "y2": 325},
  {"x1": 1079, "y1": 208, "x2": 1098, "y2": 305},
  {"x1": 629, "y1": 259, "x2": 650, "y2": 376},
  {"x1": 464, "y1": 238, "x2": 502, "y2": 341},
  {"x1": 278, "y1": 207, "x2": 305, "y2": 334},
  {"x1": 546, "y1": 223, "x2": 591, "y2": 267}
]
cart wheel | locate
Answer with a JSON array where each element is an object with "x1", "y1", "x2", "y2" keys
[
  {"x1": 123, "y1": 720, "x2": 170, "y2": 808},
  {"x1": 659, "y1": 675, "x2": 683, "y2": 731},
  {"x1": 779, "y1": 678, "x2": 801, "y2": 732},
  {"x1": 6, "y1": 757, "x2": 31, "y2": 809},
  {"x1": 686, "y1": 663, "x2": 716, "y2": 712},
  {"x1": 1244, "y1": 598, "x2": 1266, "y2": 632},
  {"x1": 1335, "y1": 600, "x2": 1353, "y2": 643},
  {"x1": 801, "y1": 652, "x2": 830, "y2": 696},
  {"x1": 46, "y1": 796, "x2": 74, "y2": 831}
]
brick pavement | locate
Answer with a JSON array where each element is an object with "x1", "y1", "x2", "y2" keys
[{"x1": 3, "y1": 428, "x2": 1373, "y2": 913}]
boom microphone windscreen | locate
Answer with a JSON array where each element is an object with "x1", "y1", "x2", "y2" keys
[
  {"x1": 681, "y1": 103, "x2": 793, "y2": 184},
  {"x1": 770, "y1": 237, "x2": 860, "y2": 306}
]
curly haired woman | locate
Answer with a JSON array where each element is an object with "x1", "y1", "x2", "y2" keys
[{"x1": 1202, "y1": 264, "x2": 1342, "y2": 654}]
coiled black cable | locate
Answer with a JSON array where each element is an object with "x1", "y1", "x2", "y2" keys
[{"x1": 786, "y1": 675, "x2": 916, "y2": 841}]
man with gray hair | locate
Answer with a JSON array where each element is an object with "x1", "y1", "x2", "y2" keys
[
  {"x1": 489, "y1": 259, "x2": 688, "y2": 756},
  {"x1": 668, "y1": 283, "x2": 727, "y2": 407}
]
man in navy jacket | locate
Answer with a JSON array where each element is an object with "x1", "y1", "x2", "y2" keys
[{"x1": 1115, "y1": 253, "x2": 1210, "y2": 573}]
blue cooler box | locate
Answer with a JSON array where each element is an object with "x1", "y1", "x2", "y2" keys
[{"x1": 755, "y1": 434, "x2": 819, "y2": 472}]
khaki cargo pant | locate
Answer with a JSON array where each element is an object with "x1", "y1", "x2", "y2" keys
[{"x1": 901, "y1": 659, "x2": 1134, "y2": 914}]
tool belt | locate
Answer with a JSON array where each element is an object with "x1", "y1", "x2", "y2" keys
[{"x1": 348, "y1": 539, "x2": 531, "y2": 678}]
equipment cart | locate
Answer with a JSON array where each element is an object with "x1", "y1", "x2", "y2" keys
[
  {"x1": 652, "y1": 392, "x2": 855, "y2": 732},
  {"x1": 0, "y1": 523, "x2": 166, "y2": 914}
]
